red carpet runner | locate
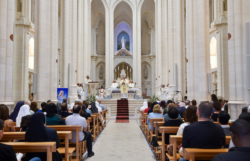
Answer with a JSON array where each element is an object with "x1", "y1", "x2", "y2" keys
[{"x1": 115, "y1": 99, "x2": 129, "y2": 123}]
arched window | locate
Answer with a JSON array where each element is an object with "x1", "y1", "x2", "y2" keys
[
  {"x1": 210, "y1": 37, "x2": 217, "y2": 69},
  {"x1": 29, "y1": 38, "x2": 34, "y2": 69}
]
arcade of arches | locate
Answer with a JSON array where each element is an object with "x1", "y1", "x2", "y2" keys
[{"x1": 1, "y1": 0, "x2": 250, "y2": 121}]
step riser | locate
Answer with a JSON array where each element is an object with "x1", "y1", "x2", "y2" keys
[{"x1": 116, "y1": 100, "x2": 129, "y2": 120}]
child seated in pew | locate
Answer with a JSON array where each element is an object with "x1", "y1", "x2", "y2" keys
[
  {"x1": 212, "y1": 119, "x2": 250, "y2": 161},
  {"x1": 20, "y1": 115, "x2": 32, "y2": 132}
]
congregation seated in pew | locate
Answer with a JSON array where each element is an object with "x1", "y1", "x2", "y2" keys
[
  {"x1": 57, "y1": 103, "x2": 71, "y2": 118},
  {"x1": 229, "y1": 112, "x2": 250, "y2": 148},
  {"x1": 22, "y1": 113, "x2": 62, "y2": 161},
  {"x1": 0, "y1": 119, "x2": 20, "y2": 161},
  {"x1": 177, "y1": 102, "x2": 186, "y2": 118},
  {"x1": 167, "y1": 105, "x2": 198, "y2": 156},
  {"x1": 65, "y1": 104, "x2": 94, "y2": 158},
  {"x1": 212, "y1": 119, "x2": 250, "y2": 161},
  {"x1": 164, "y1": 103, "x2": 182, "y2": 122},
  {"x1": 163, "y1": 106, "x2": 183, "y2": 144},
  {"x1": 217, "y1": 111, "x2": 231, "y2": 136},
  {"x1": 0, "y1": 104, "x2": 16, "y2": 132},
  {"x1": 211, "y1": 101, "x2": 222, "y2": 122},
  {"x1": 147, "y1": 104, "x2": 163, "y2": 131},
  {"x1": 179, "y1": 102, "x2": 226, "y2": 161},
  {"x1": 46, "y1": 103, "x2": 65, "y2": 125}
]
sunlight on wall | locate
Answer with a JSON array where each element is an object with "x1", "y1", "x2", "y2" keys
[
  {"x1": 29, "y1": 38, "x2": 34, "y2": 69},
  {"x1": 210, "y1": 37, "x2": 217, "y2": 69}
]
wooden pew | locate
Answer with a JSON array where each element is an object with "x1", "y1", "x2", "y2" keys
[
  {"x1": 153, "y1": 121, "x2": 164, "y2": 139},
  {"x1": 2, "y1": 142, "x2": 56, "y2": 161},
  {"x1": 148, "y1": 118, "x2": 164, "y2": 142},
  {"x1": 159, "y1": 127, "x2": 179, "y2": 161},
  {"x1": 91, "y1": 114, "x2": 97, "y2": 140},
  {"x1": 2, "y1": 131, "x2": 73, "y2": 161},
  {"x1": 170, "y1": 135, "x2": 232, "y2": 161},
  {"x1": 183, "y1": 148, "x2": 229, "y2": 161},
  {"x1": 214, "y1": 122, "x2": 232, "y2": 126},
  {"x1": 47, "y1": 125, "x2": 82, "y2": 161},
  {"x1": 144, "y1": 114, "x2": 148, "y2": 135},
  {"x1": 102, "y1": 110, "x2": 107, "y2": 127}
]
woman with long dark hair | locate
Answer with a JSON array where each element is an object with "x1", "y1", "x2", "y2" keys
[{"x1": 46, "y1": 103, "x2": 65, "y2": 125}]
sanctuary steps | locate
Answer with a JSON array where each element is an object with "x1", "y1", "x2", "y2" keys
[{"x1": 100, "y1": 99, "x2": 144, "y2": 117}]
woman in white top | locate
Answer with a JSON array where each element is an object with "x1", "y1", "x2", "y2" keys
[
  {"x1": 167, "y1": 105, "x2": 198, "y2": 156},
  {"x1": 16, "y1": 105, "x2": 31, "y2": 127}
]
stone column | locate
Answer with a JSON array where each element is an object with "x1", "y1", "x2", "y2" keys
[
  {"x1": 83, "y1": 0, "x2": 91, "y2": 78},
  {"x1": 50, "y1": 0, "x2": 59, "y2": 102},
  {"x1": 92, "y1": 57, "x2": 97, "y2": 81},
  {"x1": 34, "y1": 0, "x2": 58, "y2": 103},
  {"x1": 13, "y1": 0, "x2": 30, "y2": 103},
  {"x1": 155, "y1": 0, "x2": 162, "y2": 94},
  {"x1": 132, "y1": 8, "x2": 138, "y2": 86},
  {"x1": 162, "y1": 0, "x2": 169, "y2": 85},
  {"x1": 227, "y1": 0, "x2": 250, "y2": 120},
  {"x1": 77, "y1": 0, "x2": 84, "y2": 84},
  {"x1": 168, "y1": 0, "x2": 174, "y2": 87},
  {"x1": 150, "y1": 56, "x2": 156, "y2": 95},
  {"x1": 186, "y1": 0, "x2": 210, "y2": 102},
  {"x1": 0, "y1": 0, "x2": 14, "y2": 106},
  {"x1": 104, "y1": 7, "x2": 110, "y2": 89},
  {"x1": 136, "y1": 5, "x2": 142, "y2": 95}
]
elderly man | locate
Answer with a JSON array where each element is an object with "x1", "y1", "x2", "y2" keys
[
  {"x1": 97, "y1": 99, "x2": 105, "y2": 111},
  {"x1": 25, "y1": 100, "x2": 31, "y2": 106}
]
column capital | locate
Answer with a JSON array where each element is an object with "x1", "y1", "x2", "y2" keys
[{"x1": 92, "y1": 56, "x2": 97, "y2": 61}]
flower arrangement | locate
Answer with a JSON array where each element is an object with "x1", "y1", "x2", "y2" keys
[
  {"x1": 116, "y1": 86, "x2": 120, "y2": 89},
  {"x1": 86, "y1": 95, "x2": 96, "y2": 104},
  {"x1": 148, "y1": 95, "x2": 159, "y2": 102}
]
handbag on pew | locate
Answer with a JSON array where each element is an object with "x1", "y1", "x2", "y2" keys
[
  {"x1": 167, "y1": 146, "x2": 173, "y2": 156},
  {"x1": 151, "y1": 136, "x2": 159, "y2": 147}
]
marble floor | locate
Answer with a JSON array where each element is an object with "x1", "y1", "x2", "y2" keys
[{"x1": 85, "y1": 120, "x2": 156, "y2": 161}]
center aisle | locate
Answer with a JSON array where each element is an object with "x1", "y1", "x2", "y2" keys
[{"x1": 85, "y1": 120, "x2": 156, "y2": 161}]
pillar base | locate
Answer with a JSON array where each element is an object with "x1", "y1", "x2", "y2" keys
[{"x1": 228, "y1": 101, "x2": 247, "y2": 120}]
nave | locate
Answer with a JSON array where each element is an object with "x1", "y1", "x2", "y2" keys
[{"x1": 85, "y1": 120, "x2": 156, "y2": 161}]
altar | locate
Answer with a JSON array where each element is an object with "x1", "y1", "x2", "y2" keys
[{"x1": 107, "y1": 88, "x2": 139, "y2": 100}]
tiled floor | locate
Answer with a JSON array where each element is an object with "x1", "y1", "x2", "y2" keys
[
  {"x1": 115, "y1": 120, "x2": 130, "y2": 123},
  {"x1": 85, "y1": 120, "x2": 156, "y2": 161}
]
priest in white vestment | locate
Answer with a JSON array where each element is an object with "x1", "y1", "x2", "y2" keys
[{"x1": 120, "y1": 76, "x2": 129, "y2": 94}]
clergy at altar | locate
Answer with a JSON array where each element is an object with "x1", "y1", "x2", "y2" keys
[
  {"x1": 77, "y1": 83, "x2": 85, "y2": 100},
  {"x1": 85, "y1": 76, "x2": 92, "y2": 97},
  {"x1": 111, "y1": 81, "x2": 119, "y2": 88},
  {"x1": 120, "y1": 76, "x2": 129, "y2": 94},
  {"x1": 99, "y1": 86, "x2": 105, "y2": 98}
]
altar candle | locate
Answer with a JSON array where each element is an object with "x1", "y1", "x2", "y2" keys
[
  {"x1": 115, "y1": 69, "x2": 116, "y2": 72},
  {"x1": 130, "y1": 68, "x2": 131, "y2": 72},
  {"x1": 118, "y1": 67, "x2": 119, "y2": 70},
  {"x1": 127, "y1": 66, "x2": 128, "y2": 70}
]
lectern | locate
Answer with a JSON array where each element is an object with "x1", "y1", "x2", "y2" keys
[{"x1": 88, "y1": 82, "x2": 99, "y2": 96}]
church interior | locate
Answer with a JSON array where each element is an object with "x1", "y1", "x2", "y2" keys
[{"x1": 1, "y1": 0, "x2": 250, "y2": 161}]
